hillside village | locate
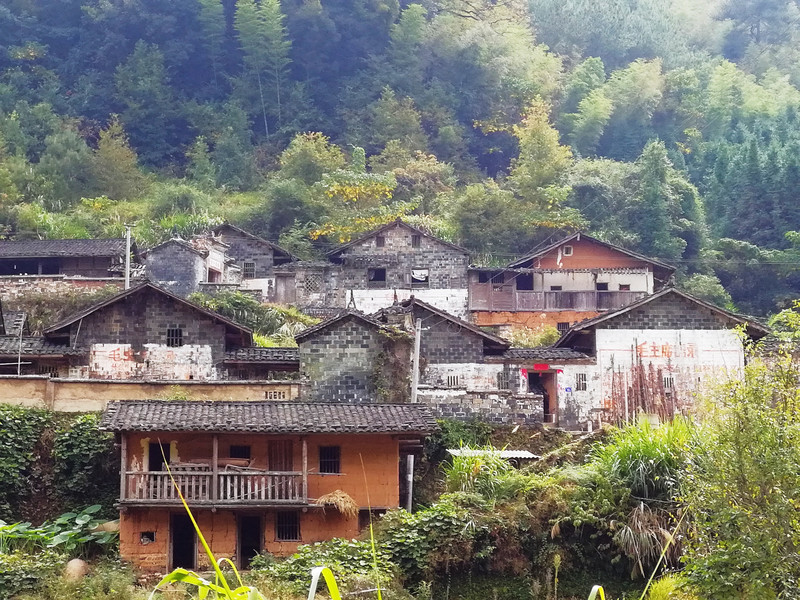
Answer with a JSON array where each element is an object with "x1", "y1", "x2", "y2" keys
[{"x1": 0, "y1": 220, "x2": 771, "y2": 574}]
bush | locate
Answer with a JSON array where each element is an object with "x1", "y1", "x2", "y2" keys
[
  {"x1": 15, "y1": 559, "x2": 143, "y2": 600},
  {"x1": 0, "y1": 405, "x2": 51, "y2": 520},
  {"x1": 0, "y1": 550, "x2": 62, "y2": 600}
]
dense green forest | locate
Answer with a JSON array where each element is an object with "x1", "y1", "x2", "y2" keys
[{"x1": 3, "y1": 0, "x2": 800, "y2": 315}]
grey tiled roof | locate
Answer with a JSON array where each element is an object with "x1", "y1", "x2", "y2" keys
[
  {"x1": 503, "y1": 347, "x2": 589, "y2": 361},
  {"x1": 0, "y1": 336, "x2": 84, "y2": 356},
  {"x1": 224, "y1": 347, "x2": 299, "y2": 363},
  {"x1": 2, "y1": 311, "x2": 26, "y2": 337},
  {"x1": 100, "y1": 400, "x2": 439, "y2": 434},
  {"x1": 0, "y1": 238, "x2": 126, "y2": 258}
]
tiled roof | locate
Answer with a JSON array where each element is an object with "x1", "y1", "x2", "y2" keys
[
  {"x1": 100, "y1": 400, "x2": 439, "y2": 434},
  {"x1": 326, "y1": 219, "x2": 469, "y2": 257},
  {"x1": 0, "y1": 238, "x2": 127, "y2": 258},
  {"x1": 503, "y1": 347, "x2": 589, "y2": 361},
  {"x1": 211, "y1": 223, "x2": 297, "y2": 260},
  {"x1": 295, "y1": 310, "x2": 406, "y2": 341},
  {"x1": 2, "y1": 311, "x2": 26, "y2": 337},
  {"x1": 0, "y1": 335, "x2": 84, "y2": 356},
  {"x1": 224, "y1": 347, "x2": 299, "y2": 363}
]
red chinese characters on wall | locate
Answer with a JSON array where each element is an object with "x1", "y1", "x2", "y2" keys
[{"x1": 635, "y1": 342, "x2": 696, "y2": 359}]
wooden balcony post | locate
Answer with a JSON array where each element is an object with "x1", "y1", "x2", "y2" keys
[
  {"x1": 302, "y1": 438, "x2": 308, "y2": 502},
  {"x1": 119, "y1": 434, "x2": 127, "y2": 502},
  {"x1": 212, "y1": 434, "x2": 218, "y2": 503}
]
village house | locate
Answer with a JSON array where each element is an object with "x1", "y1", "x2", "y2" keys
[
  {"x1": 143, "y1": 237, "x2": 241, "y2": 298},
  {"x1": 315, "y1": 219, "x2": 471, "y2": 317},
  {"x1": 211, "y1": 223, "x2": 297, "y2": 302},
  {"x1": 100, "y1": 400, "x2": 437, "y2": 571},
  {"x1": 0, "y1": 238, "x2": 134, "y2": 300},
  {"x1": 0, "y1": 282, "x2": 301, "y2": 410},
  {"x1": 469, "y1": 232, "x2": 676, "y2": 333}
]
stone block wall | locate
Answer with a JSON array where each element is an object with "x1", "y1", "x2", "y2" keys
[
  {"x1": 145, "y1": 244, "x2": 206, "y2": 297},
  {"x1": 418, "y1": 388, "x2": 544, "y2": 424},
  {"x1": 0, "y1": 276, "x2": 123, "y2": 300},
  {"x1": 418, "y1": 311, "x2": 485, "y2": 364},
  {"x1": 601, "y1": 294, "x2": 729, "y2": 330},
  {"x1": 216, "y1": 229, "x2": 279, "y2": 278},
  {"x1": 299, "y1": 316, "x2": 410, "y2": 403}
]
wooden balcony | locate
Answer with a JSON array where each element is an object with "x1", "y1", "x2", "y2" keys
[
  {"x1": 121, "y1": 469, "x2": 306, "y2": 507},
  {"x1": 468, "y1": 285, "x2": 647, "y2": 312}
]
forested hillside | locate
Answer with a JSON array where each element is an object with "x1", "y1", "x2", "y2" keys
[{"x1": 2, "y1": 0, "x2": 800, "y2": 314}]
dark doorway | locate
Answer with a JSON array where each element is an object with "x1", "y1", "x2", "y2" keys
[
  {"x1": 238, "y1": 515, "x2": 263, "y2": 569},
  {"x1": 529, "y1": 372, "x2": 558, "y2": 423},
  {"x1": 170, "y1": 514, "x2": 196, "y2": 570},
  {"x1": 149, "y1": 442, "x2": 170, "y2": 471}
]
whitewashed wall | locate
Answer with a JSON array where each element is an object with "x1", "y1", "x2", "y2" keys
[
  {"x1": 535, "y1": 270, "x2": 653, "y2": 292},
  {"x1": 347, "y1": 288, "x2": 469, "y2": 318}
]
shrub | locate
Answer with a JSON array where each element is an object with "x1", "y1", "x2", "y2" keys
[
  {"x1": 0, "y1": 550, "x2": 62, "y2": 600},
  {"x1": 0, "y1": 405, "x2": 51, "y2": 520},
  {"x1": 15, "y1": 559, "x2": 143, "y2": 600}
]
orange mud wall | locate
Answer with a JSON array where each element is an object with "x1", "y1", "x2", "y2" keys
[
  {"x1": 472, "y1": 310, "x2": 602, "y2": 331},
  {"x1": 119, "y1": 432, "x2": 400, "y2": 569},
  {"x1": 533, "y1": 238, "x2": 648, "y2": 270}
]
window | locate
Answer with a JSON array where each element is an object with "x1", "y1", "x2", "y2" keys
[
  {"x1": 411, "y1": 234, "x2": 421, "y2": 248},
  {"x1": 556, "y1": 322, "x2": 570, "y2": 333},
  {"x1": 375, "y1": 235, "x2": 385, "y2": 248},
  {"x1": 229, "y1": 445, "x2": 251, "y2": 460},
  {"x1": 595, "y1": 282, "x2": 609, "y2": 291},
  {"x1": 575, "y1": 373, "x2": 588, "y2": 391},
  {"x1": 243, "y1": 261, "x2": 256, "y2": 279},
  {"x1": 319, "y1": 446, "x2": 341, "y2": 474},
  {"x1": 166, "y1": 325, "x2": 183, "y2": 347},
  {"x1": 663, "y1": 375, "x2": 674, "y2": 393},
  {"x1": 367, "y1": 268, "x2": 387, "y2": 288},
  {"x1": 37, "y1": 364, "x2": 59, "y2": 377},
  {"x1": 619, "y1": 283, "x2": 631, "y2": 291},
  {"x1": 562, "y1": 245, "x2": 573, "y2": 256},
  {"x1": 496, "y1": 371, "x2": 510, "y2": 390},
  {"x1": 304, "y1": 274, "x2": 322, "y2": 294},
  {"x1": 140, "y1": 531, "x2": 155, "y2": 545},
  {"x1": 411, "y1": 268, "x2": 429, "y2": 288},
  {"x1": 550, "y1": 285, "x2": 563, "y2": 291},
  {"x1": 275, "y1": 511, "x2": 300, "y2": 541},
  {"x1": 446, "y1": 374, "x2": 462, "y2": 387}
]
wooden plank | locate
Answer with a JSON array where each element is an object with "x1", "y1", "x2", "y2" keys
[
  {"x1": 302, "y1": 438, "x2": 308, "y2": 502},
  {"x1": 212, "y1": 435, "x2": 218, "y2": 502},
  {"x1": 119, "y1": 434, "x2": 127, "y2": 502}
]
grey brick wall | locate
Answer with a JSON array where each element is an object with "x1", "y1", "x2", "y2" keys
[
  {"x1": 216, "y1": 228, "x2": 278, "y2": 279},
  {"x1": 417, "y1": 311, "x2": 484, "y2": 364},
  {"x1": 418, "y1": 389, "x2": 544, "y2": 424},
  {"x1": 299, "y1": 316, "x2": 410, "y2": 403},
  {"x1": 602, "y1": 294, "x2": 730, "y2": 330},
  {"x1": 145, "y1": 244, "x2": 206, "y2": 297},
  {"x1": 326, "y1": 223, "x2": 469, "y2": 305}
]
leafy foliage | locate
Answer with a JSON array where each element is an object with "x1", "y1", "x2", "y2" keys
[{"x1": 0, "y1": 405, "x2": 50, "y2": 521}]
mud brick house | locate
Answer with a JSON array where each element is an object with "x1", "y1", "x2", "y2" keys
[
  {"x1": 296, "y1": 310, "x2": 412, "y2": 404},
  {"x1": 211, "y1": 223, "x2": 297, "y2": 302},
  {"x1": 100, "y1": 400, "x2": 437, "y2": 571},
  {"x1": 320, "y1": 220, "x2": 471, "y2": 317},
  {"x1": 470, "y1": 232, "x2": 676, "y2": 333},
  {"x1": 143, "y1": 237, "x2": 242, "y2": 298},
  {"x1": 535, "y1": 287, "x2": 770, "y2": 429}
]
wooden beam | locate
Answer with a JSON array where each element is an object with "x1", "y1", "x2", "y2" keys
[
  {"x1": 212, "y1": 434, "x2": 218, "y2": 503},
  {"x1": 119, "y1": 434, "x2": 127, "y2": 502},
  {"x1": 302, "y1": 438, "x2": 308, "y2": 502}
]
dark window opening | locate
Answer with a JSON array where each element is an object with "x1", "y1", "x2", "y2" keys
[
  {"x1": 367, "y1": 268, "x2": 387, "y2": 288},
  {"x1": 230, "y1": 445, "x2": 251, "y2": 460},
  {"x1": 319, "y1": 446, "x2": 341, "y2": 474},
  {"x1": 556, "y1": 322, "x2": 570, "y2": 333},
  {"x1": 496, "y1": 371, "x2": 510, "y2": 390},
  {"x1": 576, "y1": 373, "x2": 588, "y2": 391},
  {"x1": 550, "y1": 285, "x2": 562, "y2": 291},
  {"x1": 149, "y1": 442, "x2": 170, "y2": 471},
  {"x1": 276, "y1": 511, "x2": 300, "y2": 541},
  {"x1": 562, "y1": 245, "x2": 573, "y2": 256},
  {"x1": 619, "y1": 283, "x2": 631, "y2": 291},
  {"x1": 595, "y1": 282, "x2": 609, "y2": 291},
  {"x1": 243, "y1": 261, "x2": 256, "y2": 279},
  {"x1": 478, "y1": 271, "x2": 505, "y2": 284},
  {"x1": 207, "y1": 269, "x2": 222, "y2": 283},
  {"x1": 140, "y1": 531, "x2": 155, "y2": 545},
  {"x1": 166, "y1": 326, "x2": 183, "y2": 347},
  {"x1": 516, "y1": 272, "x2": 533, "y2": 290},
  {"x1": 238, "y1": 515, "x2": 262, "y2": 569},
  {"x1": 411, "y1": 234, "x2": 421, "y2": 248},
  {"x1": 375, "y1": 235, "x2": 385, "y2": 248}
]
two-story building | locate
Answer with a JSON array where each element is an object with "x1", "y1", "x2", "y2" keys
[
  {"x1": 469, "y1": 232, "x2": 676, "y2": 333},
  {"x1": 100, "y1": 400, "x2": 437, "y2": 571}
]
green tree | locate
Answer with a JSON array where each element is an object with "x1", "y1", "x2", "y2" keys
[
  {"x1": 369, "y1": 87, "x2": 428, "y2": 154},
  {"x1": 196, "y1": 0, "x2": 226, "y2": 87},
  {"x1": 91, "y1": 116, "x2": 148, "y2": 201},
  {"x1": 185, "y1": 136, "x2": 217, "y2": 190},
  {"x1": 278, "y1": 132, "x2": 346, "y2": 185},
  {"x1": 36, "y1": 128, "x2": 95, "y2": 210},
  {"x1": 234, "y1": 0, "x2": 292, "y2": 136}
]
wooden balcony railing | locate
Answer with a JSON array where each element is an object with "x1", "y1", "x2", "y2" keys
[
  {"x1": 468, "y1": 285, "x2": 647, "y2": 312},
  {"x1": 122, "y1": 470, "x2": 306, "y2": 505}
]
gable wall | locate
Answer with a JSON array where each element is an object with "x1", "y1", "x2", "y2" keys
[
  {"x1": 145, "y1": 244, "x2": 206, "y2": 297},
  {"x1": 598, "y1": 293, "x2": 731, "y2": 330},
  {"x1": 217, "y1": 229, "x2": 275, "y2": 278},
  {"x1": 413, "y1": 305, "x2": 485, "y2": 364},
  {"x1": 533, "y1": 238, "x2": 652, "y2": 270}
]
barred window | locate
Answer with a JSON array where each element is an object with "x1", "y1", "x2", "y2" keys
[
  {"x1": 319, "y1": 446, "x2": 341, "y2": 474},
  {"x1": 663, "y1": 375, "x2": 674, "y2": 393},
  {"x1": 576, "y1": 373, "x2": 588, "y2": 391},
  {"x1": 446, "y1": 374, "x2": 462, "y2": 388},
  {"x1": 243, "y1": 261, "x2": 256, "y2": 279},
  {"x1": 496, "y1": 371, "x2": 510, "y2": 390},
  {"x1": 557, "y1": 322, "x2": 570, "y2": 333},
  {"x1": 375, "y1": 235, "x2": 385, "y2": 248},
  {"x1": 276, "y1": 511, "x2": 300, "y2": 541},
  {"x1": 304, "y1": 274, "x2": 322, "y2": 294},
  {"x1": 411, "y1": 234, "x2": 421, "y2": 248},
  {"x1": 166, "y1": 325, "x2": 183, "y2": 347}
]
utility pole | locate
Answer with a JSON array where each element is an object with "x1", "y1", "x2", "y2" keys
[
  {"x1": 124, "y1": 224, "x2": 132, "y2": 290},
  {"x1": 410, "y1": 318, "x2": 422, "y2": 403}
]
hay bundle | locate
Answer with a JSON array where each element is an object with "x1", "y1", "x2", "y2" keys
[{"x1": 315, "y1": 490, "x2": 359, "y2": 519}]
